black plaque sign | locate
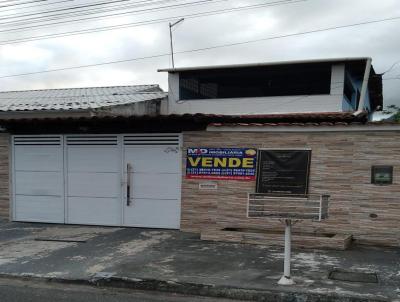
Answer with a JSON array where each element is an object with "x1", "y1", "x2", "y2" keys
[
  {"x1": 371, "y1": 165, "x2": 393, "y2": 185},
  {"x1": 256, "y1": 150, "x2": 311, "y2": 196}
]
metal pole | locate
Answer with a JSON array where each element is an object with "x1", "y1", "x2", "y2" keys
[
  {"x1": 168, "y1": 18, "x2": 184, "y2": 69},
  {"x1": 169, "y1": 23, "x2": 175, "y2": 68},
  {"x1": 278, "y1": 219, "x2": 295, "y2": 285}
]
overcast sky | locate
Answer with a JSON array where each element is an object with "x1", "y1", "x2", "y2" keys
[{"x1": 0, "y1": 0, "x2": 399, "y2": 107}]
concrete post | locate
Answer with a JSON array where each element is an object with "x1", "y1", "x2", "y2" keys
[{"x1": 278, "y1": 219, "x2": 295, "y2": 285}]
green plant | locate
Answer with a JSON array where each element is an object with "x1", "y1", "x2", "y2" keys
[{"x1": 383, "y1": 104, "x2": 400, "y2": 122}]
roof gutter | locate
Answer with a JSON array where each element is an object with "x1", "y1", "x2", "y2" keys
[
  {"x1": 354, "y1": 57, "x2": 372, "y2": 116},
  {"x1": 0, "y1": 109, "x2": 92, "y2": 120},
  {"x1": 207, "y1": 124, "x2": 400, "y2": 132}
]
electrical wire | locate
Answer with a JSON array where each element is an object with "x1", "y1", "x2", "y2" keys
[
  {"x1": 0, "y1": 0, "x2": 292, "y2": 32},
  {"x1": 0, "y1": 0, "x2": 303, "y2": 42},
  {"x1": 0, "y1": 3, "x2": 396, "y2": 46},
  {"x1": 1, "y1": 15, "x2": 400, "y2": 79},
  {"x1": 0, "y1": 0, "x2": 215, "y2": 26},
  {"x1": 0, "y1": 0, "x2": 50, "y2": 9},
  {"x1": 0, "y1": 53, "x2": 170, "y2": 79},
  {"x1": 383, "y1": 77, "x2": 400, "y2": 81},
  {"x1": 0, "y1": 0, "x2": 90, "y2": 13},
  {"x1": 0, "y1": 0, "x2": 41, "y2": 3},
  {"x1": 381, "y1": 61, "x2": 400, "y2": 75},
  {"x1": 0, "y1": 0, "x2": 171, "y2": 21}
]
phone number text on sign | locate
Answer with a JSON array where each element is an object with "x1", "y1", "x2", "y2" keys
[{"x1": 186, "y1": 147, "x2": 257, "y2": 181}]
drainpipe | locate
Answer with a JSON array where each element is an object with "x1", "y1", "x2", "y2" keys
[{"x1": 354, "y1": 57, "x2": 372, "y2": 116}]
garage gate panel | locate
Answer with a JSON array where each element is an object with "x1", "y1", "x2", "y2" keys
[
  {"x1": 13, "y1": 136, "x2": 64, "y2": 223},
  {"x1": 65, "y1": 135, "x2": 122, "y2": 226},
  {"x1": 12, "y1": 134, "x2": 182, "y2": 228}
]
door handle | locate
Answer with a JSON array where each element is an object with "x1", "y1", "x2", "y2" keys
[{"x1": 127, "y1": 163, "x2": 132, "y2": 206}]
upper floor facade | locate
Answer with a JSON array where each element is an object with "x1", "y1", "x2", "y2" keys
[{"x1": 159, "y1": 58, "x2": 383, "y2": 117}]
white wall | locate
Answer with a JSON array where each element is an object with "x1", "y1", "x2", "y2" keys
[
  {"x1": 167, "y1": 64, "x2": 346, "y2": 115},
  {"x1": 330, "y1": 64, "x2": 345, "y2": 96}
]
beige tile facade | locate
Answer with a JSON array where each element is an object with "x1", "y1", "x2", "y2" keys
[
  {"x1": 0, "y1": 130, "x2": 398, "y2": 247},
  {"x1": 0, "y1": 134, "x2": 9, "y2": 220},
  {"x1": 181, "y1": 130, "x2": 400, "y2": 247}
]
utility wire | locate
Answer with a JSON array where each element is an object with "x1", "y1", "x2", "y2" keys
[
  {"x1": 0, "y1": 0, "x2": 44, "y2": 2},
  {"x1": 0, "y1": 0, "x2": 85, "y2": 13},
  {"x1": 0, "y1": 0, "x2": 302, "y2": 42},
  {"x1": 0, "y1": 0, "x2": 34, "y2": 3},
  {"x1": 1, "y1": 14, "x2": 400, "y2": 79},
  {"x1": 0, "y1": 53, "x2": 170, "y2": 79},
  {"x1": 0, "y1": 0, "x2": 169, "y2": 21},
  {"x1": 0, "y1": 0, "x2": 42, "y2": 3},
  {"x1": 0, "y1": 0, "x2": 182, "y2": 27},
  {"x1": 0, "y1": 0, "x2": 50, "y2": 9},
  {"x1": 0, "y1": 0, "x2": 214, "y2": 26},
  {"x1": 381, "y1": 61, "x2": 400, "y2": 75},
  {"x1": 0, "y1": 0, "x2": 288, "y2": 32}
]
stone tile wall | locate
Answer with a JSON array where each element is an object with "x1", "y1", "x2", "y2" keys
[{"x1": 181, "y1": 130, "x2": 400, "y2": 247}]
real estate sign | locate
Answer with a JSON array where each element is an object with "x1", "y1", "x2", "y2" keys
[{"x1": 186, "y1": 147, "x2": 257, "y2": 180}]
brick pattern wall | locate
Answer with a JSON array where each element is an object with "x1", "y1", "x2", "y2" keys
[
  {"x1": 181, "y1": 131, "x2": 400, "y2": 247},
  {"x1": 0, "y1": 134, "x2": 9, "y2": 220}
]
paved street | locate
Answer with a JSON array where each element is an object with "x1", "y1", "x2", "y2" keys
[
  {"x1": 0, "y1": 278, "x2": 243, "y2": 302},
  {"x1": 0, "y1": 221, "x2": 398, "y2": 301}
]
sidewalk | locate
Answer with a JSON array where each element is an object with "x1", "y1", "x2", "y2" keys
[{"x1": 0, "y1": 221, "x2": 398, "y2": 301}]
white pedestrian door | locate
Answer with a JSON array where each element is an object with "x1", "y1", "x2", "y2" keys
[
  {"x1": 12, "y1": 136, "x2": 64, "y2": 223},
  {"x1": 12, "y1": 134, "x2": 181, "y2": 229},
  {"x1": 122, "y1": 135, "x2": 181, "y2": 228}
]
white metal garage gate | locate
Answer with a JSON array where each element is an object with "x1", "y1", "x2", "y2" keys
[{"x1": 11, "y1": 134, "x2": 182, "y2": 229}]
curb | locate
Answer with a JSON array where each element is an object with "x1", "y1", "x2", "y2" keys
[{"x1": 0, "y1": 273, "x2": 389, "y2": 302}]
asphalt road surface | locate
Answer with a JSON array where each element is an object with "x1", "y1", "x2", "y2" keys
[{"x1": 0, "y1": 278, "x2": 245, "y2": 302}]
